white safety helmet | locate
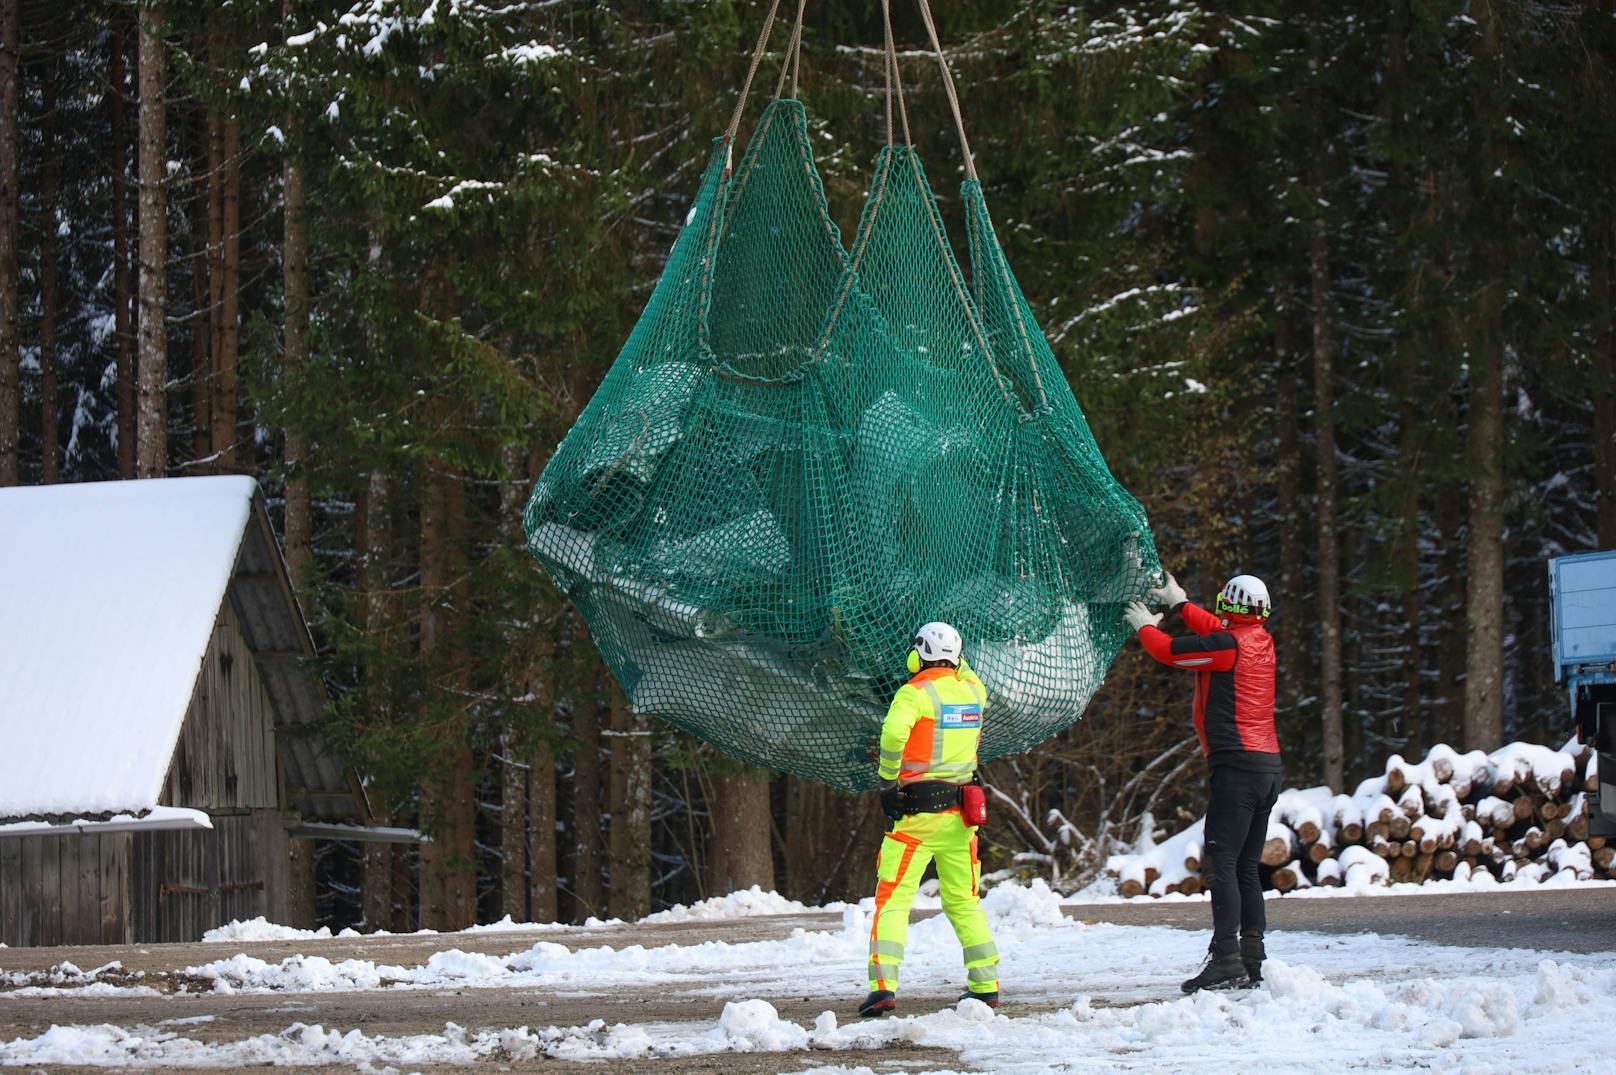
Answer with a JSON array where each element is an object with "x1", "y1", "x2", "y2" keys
[
  {"x1": 911, "y1": 621, "x2": 964, "y2": 667},
  {"x1": 1216, "y1": 574, "x2": 1271, "y2": 619}
]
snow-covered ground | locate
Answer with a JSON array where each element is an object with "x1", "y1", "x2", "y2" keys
[{"x1": 3, "y1": 881, "x2": 1613, "y2": 1071}]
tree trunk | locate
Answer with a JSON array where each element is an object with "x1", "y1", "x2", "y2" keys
[
  {"x1": 500, "y1": 731, "x2": 528, "y2": 921},
  {"x1": 1595, "y1": 234, "x2": 1616, "y2": 548},
  {"x1": 191, "y1": 133, "x2": 211, "y2": 464},
  {"x1": 0, "y1": 0, "x2": 19, "y2": 486},
  {"x1": 110, "y1": 18, "x2": 135, "y2": 478},
  {"x1": 418, "y1": 462, "x2": 476, "y2": 930},
  {"x1": 1463, "y1": 328, "x2": 1506, "y2": 751},
  {"x1": 1433, "y1": 471, "x2": 1465, "y2": 747},
  {"x1": 417, "y1": 469, "x2": 449, "y2": 928},
  {"x1": 1397, "y1": 349, "x2": 1423, "y2": 756},
  {"x1": 498, "y1": 444, "x2": 531, "y2": 922},
  {"x1": 441, "y1": 466, "x2": 475, "y2": 927},
  {"x1": 136, "y1": 1, "x2": 167, "y2": 478},
  {"x1": 358, "y1": 472, "x2": 395, "y2": 930},
  {"x1": 569, "y1": 614, "x2": 605, "y2": 922},
  {"x1": 286, "y1": 836, "x2": 316, "y2": 928},
  {"x1": 1386, "y1": 16, "x2": 1423, "y2": 754},
  {"x1": 1458, "y1": 0, "x2": 1507, "y2": 756},
  {"x1": 197, "y1": 109, "x2": 222, "y2": 464},
  {"x1": 496, "y1": 442, "x2": 559, "y2": 923},
  {"x1": 1273, "y1": 302, "x2": 1304, "y2": 710},
  {"x1": 360, "y1": 820, "x2": 396, "y2": 928},
  {"x1": 607, "y1": 683, "x2": 652, "y2": 920},
  {"x1": 524, "y1": 595, "x2": 559, "y2": 924},
  {"x1": 528, "y1": 730, "x2": 558, "y2": 922},
  {"x1": 39, "y1": 60, "x2": 58, "y2": 483},
  {"x1": 708, "y1": 766, "x2": 776, "y2": 896},
  {"x1": 282, "y1": 75, "x2": 311, "y2": 585},
  {"x1": 211, "y1": 117, "x2": 240, "y2": 469},
  {"x1": 1311, "y1": 218, "x2": 1344, "y2": 791}
]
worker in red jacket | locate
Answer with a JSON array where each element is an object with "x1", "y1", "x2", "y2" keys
[{"x1": 1124, "y1": 571, "x2": 1281, "y2": 993}]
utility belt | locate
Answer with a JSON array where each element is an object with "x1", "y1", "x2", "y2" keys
[
  {"x1": 903, "y1": 780, "x2": 966, "y2": 813},
  {"x1": 900, "y1": 777, "x2": 988, "y2": 826}
]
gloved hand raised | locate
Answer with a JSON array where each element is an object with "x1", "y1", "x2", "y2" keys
[
  {"x1": 1123, "y1": 601, "x2": 1164, "y2": 633},
  {"x1": 1149, "y1": 570, "x2": 1188, "y2": 610},
  {"x1": 879, "y1": 782, "x2": 907, "y2": 823}
]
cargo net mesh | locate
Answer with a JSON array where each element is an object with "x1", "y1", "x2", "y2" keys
[{"x1": 525, "y1": 98, "x2": 1159, "y2": 792}]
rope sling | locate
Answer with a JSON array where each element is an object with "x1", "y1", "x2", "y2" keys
[{"x1": 524, "y1": 0, "x2": 1160, "y2": 792}]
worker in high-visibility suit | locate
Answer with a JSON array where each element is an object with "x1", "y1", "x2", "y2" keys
[{"x1": 859, "y1": 621, "x2": 999, "y2": 1018}]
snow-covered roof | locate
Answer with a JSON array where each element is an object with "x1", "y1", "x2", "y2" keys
[{"x1": 0, "y1": 476, "x2": 258, "y2": 819}]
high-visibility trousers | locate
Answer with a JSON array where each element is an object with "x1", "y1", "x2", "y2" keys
[{"x1": 867, "y1": 810, "x2": 999, "y2": 995}]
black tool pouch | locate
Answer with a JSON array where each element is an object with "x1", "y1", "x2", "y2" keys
[{"x1": 903, "y1": 780, "x2": 964, "y2": 814}]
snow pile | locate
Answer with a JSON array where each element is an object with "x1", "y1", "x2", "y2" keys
[
  {"x1": 1104, "y1": 738, "x2": 1611, "y2": 898},
  {"x1": 203, "y1": 913, "x2": 591, "y2": 943},
  {"x1": 203, "y1": 919, "x2": 336, "y2": 943},
  {"x1": 640, "y1": 885, "x2": 848, "y2": 924},
  {"x1": 0, "y1": 960, "x2": 158, "y2": 997}
]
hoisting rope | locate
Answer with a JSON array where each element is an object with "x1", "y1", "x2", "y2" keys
[
  {"x1": 915, "y1": 0, "x2": 979, "y2": 182},
  {"x1": 881, "y1": 0, "x2": 913, "y2": 148},
  {"x1": 772, "y1": 0, "x2": 809, "y2": 102},
  {"x1": 724, "y1": 0, "x2": 784, "y2": 174}
]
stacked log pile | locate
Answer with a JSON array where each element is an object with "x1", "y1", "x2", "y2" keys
[{"x1": 1106, "y1": 741, "x2": 1608, "y2": 898}]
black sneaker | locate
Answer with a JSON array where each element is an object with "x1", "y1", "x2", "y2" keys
[
  {"x1": 1240, "y1": 933, "x2": 1266, "y2": 986},
  {"x1": 858, "y1": 990, "x2": 896, "y2": 1017},
  {"x1": 1181, "y1": 952, "x2": 1248, "y2": 994},
  {"x1": 958, "y1": 990, "x2": 999, "y2": 1009}
]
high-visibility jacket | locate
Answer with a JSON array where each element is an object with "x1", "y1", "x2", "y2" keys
[{"x1": 877, "y1": 663, "x2": 985, "y2": 785}]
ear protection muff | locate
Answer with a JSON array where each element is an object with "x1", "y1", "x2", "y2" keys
[{"x1": 906, "y1": 648, "x2": 922, "y2": 675}]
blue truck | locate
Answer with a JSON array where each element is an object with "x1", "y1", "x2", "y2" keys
[{"x1": 1549, "y1": 550, "x2": 1616, "y2": 837}]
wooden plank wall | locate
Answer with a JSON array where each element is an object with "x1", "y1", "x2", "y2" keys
[
  {"x1": 1, "y1": 573, "x2": 300, "y2": 948},
  {"x1": 0, "y1": 833, "x2": 130, "y2": 947},
  {"x1": 162, "y1": 599, "x2": 281, "y2": 812},
  {"x1": 129, "y1": 811, "x2": 288, "y2": 943}
]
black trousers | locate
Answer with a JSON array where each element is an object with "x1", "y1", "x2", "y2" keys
[{"x1": 1203, "y1": 764, "x2": 1283, "y2": 956}]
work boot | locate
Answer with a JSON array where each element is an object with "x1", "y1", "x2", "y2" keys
[
  {"x1": 1180, "y1": 950, "x2": 1248, "y2": 994},
  {"x1": 959, "y1": 989, "x2": 1000, "y2": 1009},
  {"x1": 1240, "y1": 932, "x2": 1266, "y2": 986},
  {"x1": 858, "y1": 990, "x2": 896, "y2": 1018}
]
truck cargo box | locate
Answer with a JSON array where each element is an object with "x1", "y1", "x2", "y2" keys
[
  {"x1": 1549, "y1": 550, "x2": 1616, "y2": 680},
  {"x1": 1549, "y1": 549, "x2": 1616, "y2": 836}
]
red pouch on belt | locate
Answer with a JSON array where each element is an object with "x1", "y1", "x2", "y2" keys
[{"x1": 961, "y1": 784, "x2": 987, "y2": 826}]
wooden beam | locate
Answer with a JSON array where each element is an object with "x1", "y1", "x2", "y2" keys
[{"x1": 291, "y1": 822, "x2": 428, "y2": 844}]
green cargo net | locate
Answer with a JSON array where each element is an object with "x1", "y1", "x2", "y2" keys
[{"x1": 524, "y1": 6, "x2": 1158, "y2": 793}]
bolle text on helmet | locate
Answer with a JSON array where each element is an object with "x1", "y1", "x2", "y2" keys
[{"x1": 1216, "y1": 574, "x2": 1272, "y2": 619}]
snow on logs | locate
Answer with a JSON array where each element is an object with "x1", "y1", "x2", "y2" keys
[{"x1": 1104, "y1": 739, "x2": 1609, "y2": 897}]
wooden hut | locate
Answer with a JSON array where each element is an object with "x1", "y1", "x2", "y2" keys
[{"x1": 0, "y1": 476, "x2": 388, "y2": 946}]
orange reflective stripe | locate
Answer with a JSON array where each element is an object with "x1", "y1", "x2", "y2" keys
[
  {"x1": 969, "y1": 833, "x2": 981, "y2": 898},
  {"x1": 870, "y1": 836, "x2": 924, "y2": 988}
]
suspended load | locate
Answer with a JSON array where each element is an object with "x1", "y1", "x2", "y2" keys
[{"x1": 525, "y1": 1, "x2": 1159, "y2": 792}]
